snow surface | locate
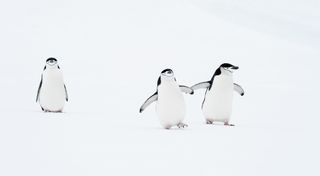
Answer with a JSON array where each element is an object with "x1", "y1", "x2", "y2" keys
[{"x1": 0, "y1": 0, "x2": 319, "y2": 175}]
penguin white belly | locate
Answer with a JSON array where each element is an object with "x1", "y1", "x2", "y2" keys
[
  {"x1": 39, "y1": 70, "x2": 65, "y2": 111},
  {"x1": 156, "y1": 84, "x2": 186, "y2": 128},
  {"x1": 203, "y1": 76, "x2": 233, "y2": 122}
]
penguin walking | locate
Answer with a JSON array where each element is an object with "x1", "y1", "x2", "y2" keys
[
  {"x1": 36, "y1": 58, "x2": 68, "y2": 112},
  {"x1": 139, "y1": 69, "x2": 194, "y2": 129},
  {"x1": 192, "y1": 63, "x2": 244, "y2": 126}
]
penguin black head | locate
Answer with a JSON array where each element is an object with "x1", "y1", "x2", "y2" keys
[
  {"x1": 219, "y1": 63, "x2": 239, "y2": 74},
  {"x1": 46, "y1": 57, "x2": 58, "y2": 66},
  {"x1": 161, "y1": 68, "x2": 174, "y2": 77},
  {"x1": 157, "y1": 68, "x2": 175, "y2": 86}
]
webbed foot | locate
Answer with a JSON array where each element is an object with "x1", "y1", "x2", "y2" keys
[
  {"x1": 224, "y1": 122, "x2": 235, "y2": 126},
  {"x1": 177, "y1": 123, "x2": 188, "y2": 128},
  {"x1": 206, "y1": 120, "x2": 213, "y2": 124}
]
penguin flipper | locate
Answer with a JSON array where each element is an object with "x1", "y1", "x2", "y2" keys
[
  {"x1": 234, "y1": 83, "x2": 244, "y2": 96},
  {"x1": 36, "y1": 75, "x2": 43, "y2": 102},
  {"x1": 179, "y1": 85, "x2": 194, "y2": 94},
  {"x1": 191, "y1": 81, "x2": 211, "y2": 91},
  {"x1": 64, "y1": 84, "x2": 68, "y2": 101},
  {"x1": 139, "y1": 92, "x2": 158, "y2": 113}
]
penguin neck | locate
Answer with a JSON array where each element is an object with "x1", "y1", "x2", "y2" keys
[
  {"x1": 220, "y1": 69, "x2": 233, "y2": 77},
  {"x1": 46, "y1": 65, "x2": 59, "y2": 70},
  {"x1": 159, "y1": 77, "x2": 178, "y2": 89},
  {"x1": 160, "y1": 75, "x2": 175, "y2": 82},
  {"x1": 162, "y1": 79, "x2": 176, "y2": 85}
]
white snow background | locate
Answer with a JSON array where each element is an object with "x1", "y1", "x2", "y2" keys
[{"x1": 0, "y1": 0, "x2": 319, "y2": 175}]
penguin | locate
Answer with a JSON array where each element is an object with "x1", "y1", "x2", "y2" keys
[
  {"x1": 191, "y1": 63, "x2": 244, "y2": 126},
  {"x1": 139, "y1": 69, "x2": 194, "y2": 129},
  {"x1": 36, "y1": 58, "x2": 68, "y2": 112}
]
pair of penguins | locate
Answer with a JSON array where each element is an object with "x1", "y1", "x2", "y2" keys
[
  {"x1": 139, "y1": 63, "x2": 244, "y2": 129},
  {"x1": 36, "y1": 58, "x2": 244, "y2": 129}
]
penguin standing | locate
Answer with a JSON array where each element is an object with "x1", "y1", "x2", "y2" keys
[
  {"x1": 139, "y1": 69, "x2": 194, "y2": 129},
  {"x1": 192, "y1": 63, "x2": 244, "y2": 126},
  {"x1": 36, "y1": 58, "x2": 68, "y2": 112}
]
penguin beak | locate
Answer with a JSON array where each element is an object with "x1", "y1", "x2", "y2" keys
[
  {"x1": 223, "y1": 67, "x2": 236, "y2": 73},
  {"x1": 231, "y1": 66, "x2": 239, "y2": 70},
  {"x1": 227, "y1": 66, "x2": 239, "y2": 73}
]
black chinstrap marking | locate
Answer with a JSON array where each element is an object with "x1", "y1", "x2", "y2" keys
[{"x1": 157, "y1": 76, "x2": 177, "y2": 88}]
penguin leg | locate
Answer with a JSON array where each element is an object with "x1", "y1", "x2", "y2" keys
[
  {"x1": 177, "y1": 122, "x2": 188, "y2": 128},
  {"x1": 206, "y1": 119, "x2": 213, "y2": 124},
  {"x1": 224, "y1": 121, "x2": 235, "y2": 126}
]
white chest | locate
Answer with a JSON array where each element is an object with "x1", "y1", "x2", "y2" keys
[
  {"x1": 39, "y1": 69, "x2": 66, "y2": 111},
  {"x1": 203, "y1": 75, "x2": 234, "y2": 121},
  {"x1": 42, "y1": 70, "x2": 64, "y2": 88},
  {"x1": 209, "y1": 75, "x2": 233, "y2": 95},
  {"x1": 156, "y1": 82, "x2": 186, "y2": 127}
]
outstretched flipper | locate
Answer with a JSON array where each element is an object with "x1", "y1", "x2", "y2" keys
[
  {"x1": 36, "y1": 75, "x2": 43, "y2": 102},
  {"x1": 191, "y1": 81, "x2": 211, "y2": 91},
  {"x1": 64, "y1": 84, "x2": 68, "y2": 102},
  {"x1": 234, "y1": 83, "x2": 244, "y2": 96},
  {"x1": 179, "y1": 85, "x2": 194, "y2": 94},
  {"x1": 139, "y1": 92, "x2": 158, "y2": 113}
]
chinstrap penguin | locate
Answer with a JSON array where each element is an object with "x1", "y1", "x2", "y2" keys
[
  {"x1": 139, "y1": 69, "x2": 194, "y2": 129},
  {"x1": 36, "y1": 58, "x2": 68, "y2": 112},
  {"x1": 192, "y1": 63, "x2": 244, "y2": 126}
]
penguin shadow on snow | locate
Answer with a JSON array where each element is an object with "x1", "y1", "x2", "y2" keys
[
  {"x1": 139, "y1": 124, "x2": 193, "y2": 131},
  {"x1": 34, "y1": 110, "x2": 67, "y2": 119}
]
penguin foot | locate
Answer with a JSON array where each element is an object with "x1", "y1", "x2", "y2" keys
[
  {"x1": 224, "y1": 122, "x2": 235, "y2": 126},
  {"x1": 206, "y1": 120, "x2": 213, "y2": 124},
  {"x1": 177, "y1": 123, "x2": 188, "y2": 128},
  {"x1": 42, "y1": 109, "x2": 63, "y2": 113}
]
